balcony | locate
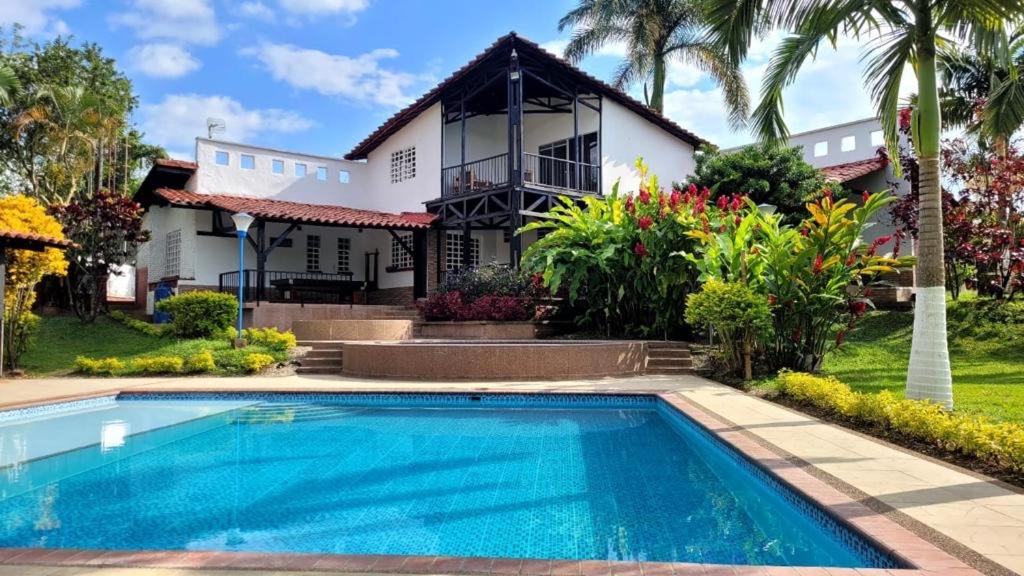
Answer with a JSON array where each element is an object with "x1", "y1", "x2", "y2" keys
[{"x1": 441, "y1": 152, "x2": 599, "y2": 199}]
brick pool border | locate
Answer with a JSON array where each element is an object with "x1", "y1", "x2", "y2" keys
[{"x1": 0, "y1": 388, "x2": 982, "y2": 576}]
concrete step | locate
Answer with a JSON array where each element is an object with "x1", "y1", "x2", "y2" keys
[
  {"x1": 647, "y1": 341, "x2": 690, "y2": 349},
  {"x1": 297, "y1": 340, "x2": 345, "y2": 349},
  {"x1": 645, "y1": 366, "x2": 694, "y2": 375},
  {"x1": 298, "y1": 357, "x2": 344, "y2": 368},
  {"x1": 295, "y1": 366, "x2": 341, "y2": 375},
  {"x1": 646, "y1": 357, "x2": 693, "y2": 368},
  {"x1": 647, "y1": 349, "x2": 692, "y2": 360},
  {"x1": 304, "y1": 350, "x2": 343, "y2": 360}
]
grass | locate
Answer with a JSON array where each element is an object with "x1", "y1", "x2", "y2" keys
[
  {"x1": 20, "y1": 315, "x2": 285, "y2": 377},
  {"x1": 784, "y1": 297, "x2": 1024, "y2": 424}
]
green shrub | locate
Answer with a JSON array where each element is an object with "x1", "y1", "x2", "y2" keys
[
  {"x1": 109, "y1": 310, "x2": 166, "y2": 337},
  {"x1": 777, "y1": 372, "x2": 1024, "y2": 473},
  {"x1": 74, "y1": 356, "x2": 124, "y2": 375},
  {"x1": 241, "y1": 352, "x2": 276, "y2": 373},
  {"x1": 242, "y1": 327, "x2": 297, "y2": 351},
  {"x1": 156, "y1": 291, "x2": 238, "y2": 338},
  {"x1": 686, "y1": 280, "x2": 769, "y2": 379},
  {"x1": 185, "y1": 350, "x2": 216, "y2": 373},
  {"x1": 128, "y1": 356, "x2": 184, "y2": 374}
]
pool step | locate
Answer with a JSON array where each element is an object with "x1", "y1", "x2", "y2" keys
[
  {"x1": 235, "y1": 403, "x2": 361, "y2": 423},
  {"x1": 645, "y1": 342, "x2": 693, "y2": 375}
]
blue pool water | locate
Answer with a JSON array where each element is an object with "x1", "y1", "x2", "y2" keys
[{"x1": 0, "y1": 393, "x2": 895, "y2": 567}]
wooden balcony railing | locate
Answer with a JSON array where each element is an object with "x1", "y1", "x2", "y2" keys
[
  {"x1": 218, "y1": 269, "x2": 359, "y2": 305},
  {"x1": 441, "y1": 152, "x2": 600, "y2": 198},
  {"x1": 441, "y1": 153, "x2": 509, "y2": 198}
]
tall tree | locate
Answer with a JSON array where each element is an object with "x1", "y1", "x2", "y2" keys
[
  {"x1": 708, "y1": 0, "x2": 1024, "y2": 409},
  {"x1": 558, "y1": 0, "x2": 749, "y2": 126},
  {"x1": 0, "y1": 64, "x2": 19, "y2": 107}
]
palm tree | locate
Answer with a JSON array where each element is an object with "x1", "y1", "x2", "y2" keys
[
  {"x1": 708, "y1": 0, "x2": 1024, "y2": 409},
  {"x1": 558, "y1": 0, "x2": 749, "y2": 127},
  {"x1": 0, "y1": 64, "x2": 20, "y2": 107}
]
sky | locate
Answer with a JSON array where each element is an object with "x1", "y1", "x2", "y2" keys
[{"x1": 0, "y1": 0, "x2": 908, "y2": 161}]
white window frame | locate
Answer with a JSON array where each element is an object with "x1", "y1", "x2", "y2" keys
[
  {"x1": 445, "y1": 232, "x2": 480, "y2": 271},
  {"x1": 840, "y1": 135, "x2": 856, "y2": 152},
  {"x1": 165, "y1": 230, "x2": 182, "y2": 277},
  {"x1": 316, "y1": 166, "x2": 328, "y2": 181},
  {"x1": 813, "y1": 141, "x2": 828, "y2": 157},
  {"x1": 390, "y1": 232, "x2": 415, "y2": 270},
  {"x1": 870, "y1": 130, "x2": 885, "y2": 147},
  {"x1": 339, "y1": 169, "x2": 350, "y2": 184},
  {"x1": 215, "y1": 151, "x2": 229, "y2": 166},
  {"x1": 306, "y1": 234, "x2": 320, "y2": 272},
  {"x1": 272, "y1": 159, "x2": 284, "y2": 174},
  {"x1": 336, "y1": 237, "x2": 351, "y2": 273},
  {"x1": 295, "y1": 163, "x2": 307, "y2": 177},
  {"x1": 240, "y1": 154, "x2": 255, "y2": 170},
  {"x1": 390, "y1": 146, "x2": 416, "y2": 183}
]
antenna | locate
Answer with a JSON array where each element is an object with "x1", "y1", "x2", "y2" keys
[{"x1": 207, "y1": 117, "x2": 226, "y2": 139}]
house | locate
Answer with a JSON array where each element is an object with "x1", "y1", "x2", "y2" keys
[{"x1": 131, "y1": 32, "x2": 708, "y2": 328}]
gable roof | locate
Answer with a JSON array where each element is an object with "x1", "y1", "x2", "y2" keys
[
  {"x1": 0, "y1": 229, "x2": 77, "y2": 251},
  {"x1": 821, "y1": 151, "x2": 889, "y2": 183},
  {"x1": 151, "y1": 188, "x2": 435, "y2": 230},
  {"x1": 345, "y1": 32, "x2": 708, "y2": 160}
]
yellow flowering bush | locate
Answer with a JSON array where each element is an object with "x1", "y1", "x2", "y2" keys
[
  {"x1": 74, "y1": 356, "x2": 125, "y2": 375},
  {"x1": 241, "y1": 352, "x2": 276, "y2": 373},
  {"x1": 128, "y1": 356, "x2": 184, "y2": 374},
  {"x1": 0, "y1": 195, "x2": 69, "y2": 370},
  {"x1": 778, "y1": 372, "x2": 1024, "y2": 473},
  {"x1": 185, "y1": 350, "x2": 216, "y2": 373},
  {"x1": 242, "y1": 327, "x2": 297, "y2": 351}
]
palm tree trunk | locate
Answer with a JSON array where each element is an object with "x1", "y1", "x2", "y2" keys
[
  {"x1": 649, "y1": 55, "x2": 666, "y2": 113},
  {"x1": 906, "y1": 30, "x2": 953, "y2": 409}
]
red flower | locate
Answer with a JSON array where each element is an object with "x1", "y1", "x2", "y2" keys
[
  {"x1": 669, "y1": 189, "x2": 682, "y2": 208},
  {"x1": 800, "y1": 228, "x2": 810, "y2": 237},
  {"x1": 638, "y1": 188, "x2": 652, "y2": 204},
  {"x1": 898, "y1": 107, "x2": 912, "y2": 130},
  {"x1": 823, "y1": 189, "x2": 833, "y2": 200},
  {"x1": 688, "y1": 183, "x2": 698, "y2": 195},
  {"x1": 862, "y1": 190, "x2": 870, "y2": 203},
  {"x1": 849, "y1": 300, "x2": 868, "y2": 317},
  {"x1": 734, "y1": 215, "x2": 742, "y2": 226},
  {"x1": 716, "y1": 195, "x2": 729, "y2": 210},
  {"x1": 625, "y1": 196, "x2": 635, "y2": 214},
  {"x1": 812, "y1": 253, "x2": 824, "y2": 275},
  {"x1": 835, "y1": 330, "x2": 846, "y2": 346},
  {"x1": 845, "y1": 253, "x2": 857, "y2": 266},
  {"x1": 638, "y1": 215, "x2": 653, "y2": 230},
  {"x1": 729, "y1": 195, "x2": 743, "y2": 212},
  {"x1": 633, "y1": 242, "x2": 648, "y2": 257}
]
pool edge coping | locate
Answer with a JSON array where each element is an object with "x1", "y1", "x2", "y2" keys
[{"x1": 0, "y1": 388, "x2": 982, "y2": 576}]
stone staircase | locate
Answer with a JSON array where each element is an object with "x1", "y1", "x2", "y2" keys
[
  {"x1": 295, "y1": 341, "x2": 344, "y2": 375},
  {"x1": 644, "y1": 341, "x2": 693, "y2": 375}
]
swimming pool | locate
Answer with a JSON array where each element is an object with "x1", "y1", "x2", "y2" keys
[{"x1": 0, "y1": 393, "x2": 899, "y2": 568}]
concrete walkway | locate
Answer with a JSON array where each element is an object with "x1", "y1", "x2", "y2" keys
[{"x1": 1, "y1": 373, "x2": 1022, "y2": 575}]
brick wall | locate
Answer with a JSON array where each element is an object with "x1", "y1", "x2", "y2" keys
[{"x1": 367, "y1": 286, "x2": 414, "y2": 305}]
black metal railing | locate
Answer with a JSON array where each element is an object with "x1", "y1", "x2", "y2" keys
[
  {"x1": 522, "y1": 153, "x2": 600, "y2": 194},
  {"x1": 218, "y1": 269, "x2": 359, "y2": 305},
  {"x1": 441, "y1": 153, "x2": 510, "y2": 198}
]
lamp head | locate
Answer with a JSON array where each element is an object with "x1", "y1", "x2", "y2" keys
[
  {"x1": 231, "y1": 212, "x2": 255, "y2": 233},
  {"x1": 757, "y1": 204, "x2": 777, "y2": 215}
]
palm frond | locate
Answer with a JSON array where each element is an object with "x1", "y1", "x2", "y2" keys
[{"x1": 863, "y1": 29, "x2": 915, "y2": 168}]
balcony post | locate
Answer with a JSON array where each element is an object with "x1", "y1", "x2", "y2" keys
[
  {"x1": 508, "y1": 48, "x2": 522, "y2": 188},
  {"x1": 413, "y1": 229, "x2": 428, "y2": 300},
  {"x1": 573, "y1": 88, "x2": 579, "y2": 190},
  {"x1": 460, "y1": 91, "x2": 466, "y2": 195},
  {"x1": 462, "y1": 221, "x2": 472, "y2": 270}
]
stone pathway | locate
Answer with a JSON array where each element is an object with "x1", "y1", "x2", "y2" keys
[{"x1": 1, "y1": 373, "x2": 1022, "y2": 575}]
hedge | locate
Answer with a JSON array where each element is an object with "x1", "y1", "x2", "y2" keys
[
  {"x1": 155, "y1": 291, "x2": 237, "y2": 338},
  {"x1": 777, "y1": 372, "x2": 1024, "y2": 473}
]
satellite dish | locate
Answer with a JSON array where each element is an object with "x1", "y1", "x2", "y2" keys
[{"x1": 207, "y1": 117, "x2": 226, "y2": 139}]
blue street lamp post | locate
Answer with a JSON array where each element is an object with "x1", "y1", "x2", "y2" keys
[{"x1": 230, "y1": 212, "x2": 255, "y2": 348}]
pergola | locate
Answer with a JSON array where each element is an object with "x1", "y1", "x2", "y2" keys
[{"x1": 0, "y1": 229, "x2": 77, "y2": 378}]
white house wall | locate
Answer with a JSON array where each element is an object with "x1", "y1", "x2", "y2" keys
[
  {"x1": 443, "y1": 114, "x2": 508, "y2": 166},
  {"x1": 600, "y1": 99, "x2": 696, "y2": 195},
  {"x1": 362, "y1": 102, "x2": 443, "y2": 212}
]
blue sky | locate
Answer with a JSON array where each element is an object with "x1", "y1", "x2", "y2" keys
[{"x1": 2, "y1": 1, "x2": 899, "y2": 160}]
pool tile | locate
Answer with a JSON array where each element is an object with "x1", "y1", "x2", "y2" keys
[
  {"x1": 640, "y1": 562, "x2": 678, "y2": 575},
  {"x1": 578, "y1": 560, "x2": 612, "y2": 576},
  {"x1": 549, "y1": 560, "x2": 581, "y2": 575},
  {"x1": 490, "y1": 557, "x2": 524, "y2": 574},
  {"x1": 459, "y1": 556, "x2": 494, "y2": 574},
  {"x1": 401, "y1": 555, "x2": 440, "y2": 573},
  {"x1": 521, "y1": 559, "x2": 552, "y2": 575},
  {"x1": 431, "y1": 556, "x2": 467, "y2": 573},
  {"x1": 610, "y1": 561, "x2": 642, "y2": 576},
  {"x1": 313, "y1": 554, "x2": 359, "y2": 571}
]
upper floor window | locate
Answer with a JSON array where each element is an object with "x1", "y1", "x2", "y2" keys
[
  {"x1": 337, "y1": 237, "x2": 351, "y2": 273},
  {"x1": 445, "y1": 232, "x2": 480, "y2": 271},
  {"x1": 841, "y1": 135, "x2": 856, "y2": 152},
  {"x1": 317, "y1": 166, "x2": 328, "y2": 181},
  {"x1": 813, "y1": 141, "x2": 828, "y2": 157},
  {"x1": 390, "y1": 232, "x2": 414, "y2": 270},
  {"x1": 272, "y1": 159, "x2": 284, "y2": 174},
  {"x1": 339, "y1": 170, "x2": 350, "y2": 184},
  {"x1": 870, "y1": 130, "x2": 884, "y2": 147},
  {"x1": 295, "y1": 163, "x2": 307, "y2": 177},
  {"x1": 390, "y1": 146, "x2": 416, "y2": 183},
  {"x1": 240, "y1": 154, "x2": 255, "y2": 170},
  {"x1": 215, "y1": 151, "x2": 229, "y2": 166},
  {"x1": 306, "y1": 234, "x2": 320, "y2": 272}
]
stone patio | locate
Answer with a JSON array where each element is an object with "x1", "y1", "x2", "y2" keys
[{"x1": 1, "y1": 373, "x2": 1021, "y2": 576}]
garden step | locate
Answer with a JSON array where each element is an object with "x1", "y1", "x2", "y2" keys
[
  {"x1": 646, "y1": 357, "x2": 693, "y2": 368},
  {"x1": 647, "y1": 349, "x2": 691, "y2": 359},
  {"x1": 645, "y1": 367, "x2": 694, "y2": 375},
  {"x1": 297, "y1": 340, "x2": 345, "y2": 349},
  {"x1": 298, "y1": 357, "x2": 345, "y2": 368},
  {"x1": 295, "y1": 366, "x2": 341, "y2": 375},
  {"x1": 646, "y1": 341, "x2": 690, "y2": 349},
  {"x1": 304, "y1": 350, "x2": 343, "y2": 360}
]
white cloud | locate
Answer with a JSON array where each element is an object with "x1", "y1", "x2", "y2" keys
[
  {"x1": 277, "y1": 0, "x2": 368, "y2": 16},
  {"x1": 0, "y1": 0, "x2": 80, "y2": 36},
  {"x1": 128, "y1": 43, "x2": 201, "y2": 78},
  {"x1": 110, "y1": 0, "x2": 221, "y2": 45},
  {"x1": 139, "y1": 94, "x2": 313, "y2": 150},
  {"x1": 242, "y1": 43, "x2": 429, "y2": 108},
  {"x1": 239, "y1": 1, "x2": 275, "y2": 21}
]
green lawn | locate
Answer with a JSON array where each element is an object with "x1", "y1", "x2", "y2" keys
[
  {"x1": 819, "y1": 298, "x2": 1024, "y2": 423},
  {"x1": 20, "y1": 315, "x2": 283, "y2": 377}
]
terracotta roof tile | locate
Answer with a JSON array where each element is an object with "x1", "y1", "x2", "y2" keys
[
  {"x1": 345, "y1": 32, "x2": 707, "y2": 160},
  {"x1": 0, "y1": 229, "x2": 76, "y2": 250},
  {"x1": 154, "y1": 158, "x2": 198, "y2": 171},
  {"x1": 154, "y1": 188, "x2": 435, "y2": 230},
  {"x1": 821, "y1": 153, "x2": 889, "y2": 183}
]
